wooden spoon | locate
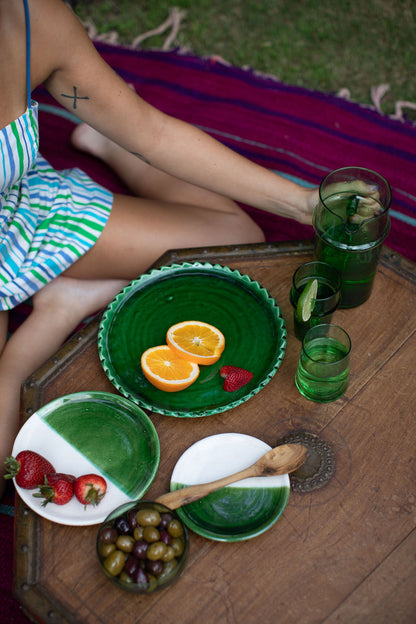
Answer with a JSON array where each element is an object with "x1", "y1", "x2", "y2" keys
[{"x1": 155, "y1": 443, "x2": 307, "y2": 510}]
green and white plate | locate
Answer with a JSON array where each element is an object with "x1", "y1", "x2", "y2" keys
[
  {"x1": 98, "y1": 262, "x2": 286, "y2": 417},
  {"x1": 12, "y1": 392, "x2": 160, "y2": 526},
  {"x1": 170, "y1": 433, "x2": 290, "y2": 541}
]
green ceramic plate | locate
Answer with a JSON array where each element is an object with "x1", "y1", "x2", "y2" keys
[
  {"x1": 170, "y1": 433, "x2": 290, "y2": 541},
  {"x1": 12, "y1": 392, "x2": 160, "y2": 526},
  {"x1": 98, "y1": 262, "x2": 286, "y2": 417}
]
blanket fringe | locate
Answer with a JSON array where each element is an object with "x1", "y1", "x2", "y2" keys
[
  {"x1": 82, "y1": 7, "x2": 187, "y2": 51},
  {"x1": 131, "y1": 7, "x2": 186, "y2": 50},
  {"x1": 336, "y1": 84, "x2": 416, "y2": 124},
  {"x1": 81, "y1": 8, "x2": 416, "y2": 126}
]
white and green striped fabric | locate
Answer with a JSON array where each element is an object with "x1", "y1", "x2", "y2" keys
[{"x1": 0, "y1": 102, "x2": 113, "y2": 310}]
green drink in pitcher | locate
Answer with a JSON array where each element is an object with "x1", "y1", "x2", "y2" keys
[{"x1": 313, "y1": 168, "x2": 391, "y2": 308}]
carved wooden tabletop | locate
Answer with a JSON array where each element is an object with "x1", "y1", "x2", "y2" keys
[{"x1": 14, "y1": 241, "x2": 416, "y2": 624}]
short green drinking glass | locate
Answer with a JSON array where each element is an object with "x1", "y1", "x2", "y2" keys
[
  {"x1": 295, "y1": 324, "x2": 351, "y2": 403},
  {"x1": 289, "y1": 261, "x2": 341, "y2": 340}
]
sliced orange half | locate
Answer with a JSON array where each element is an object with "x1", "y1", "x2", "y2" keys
[
  {"x1": 166, "y1": 320, "x2": 225, "y2": 365},
  {"x1": 141, "y1": 345, "x2": 200, "y2": 392}
]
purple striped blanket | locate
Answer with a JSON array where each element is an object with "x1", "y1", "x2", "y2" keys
[{"x1": 34, "y1": 45, "x2": 416, "y2": 262}]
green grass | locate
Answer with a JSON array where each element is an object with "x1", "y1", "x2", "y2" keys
[{"x1": 73, "y1": 0, "x2": 416, "y2": 118}]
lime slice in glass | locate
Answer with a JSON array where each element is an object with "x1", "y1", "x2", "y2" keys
[{"x1": 296, "y1": 278, "x2": 318, "y2": 322}]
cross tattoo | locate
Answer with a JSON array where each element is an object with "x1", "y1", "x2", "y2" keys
[{"x1": 60, "y1": 86, "x2": 89, "y2": 109}]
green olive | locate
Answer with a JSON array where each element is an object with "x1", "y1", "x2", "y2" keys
[
  {"x1": 133, "y1": 526, "x2": 144, "y2": 541},
  {"x1": 147, "y1": 541, "x2": 167, "y2": 561},
  {"x1": 119, "y1": 571, "x2": 133, "y2": 584},
  {"x1": 103, "y1": 550, "x2": 125, "y2": 576},
  {"x1": 143, "y1": 526, "x2": 160, "y2": 543},
  {"x1": 147, "y1": 574, "x2": 158, "y2": 592},
  {"x1": 170, "y1": 537, "x2": 184, "y2": 557},
  {"x1": 136, "y1": 508, "x2": 161, "y2": 527},
  {"x1": 98, "y1": 542, "x2": 116, "y2": 558},
  {"x1": 158, "y1": 558, "x2": 178, "y2": 581},
  {"x1": 161, "y1": 546, "x2": 176, "y2": 562},
  {"x1": 167, "y1": 519, "x2": 184, "y2": 538},
  {"x1": 116, "y1": 535, "x2": 135, "y2": 552}
]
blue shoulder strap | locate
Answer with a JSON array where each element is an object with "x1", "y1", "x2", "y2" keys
[{"x1": 23, "y1": 0, "x2": 32, "y2": 108}]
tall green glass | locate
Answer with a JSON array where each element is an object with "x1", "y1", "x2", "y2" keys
[
  {"x1": 290, "y1": 261, "x2": 341, "y2": 340},
  {"x1": 295, "y1": 324, "x2": 351, "y2": 403},
  {"x1": 313, "y1": 167, "x2": 391, "y2": 308}
]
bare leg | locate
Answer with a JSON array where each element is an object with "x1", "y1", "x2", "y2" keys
[
  {"x1": 0, "y1": 276, "x2": 127, "y2": 497},
  {"x1": 71, "y1": 124, "x2": 265, "y2": 236},
  {"x1": 71, "y1": 122, "x2": 247, "y2": 207},
  {"x1": 0, "y1": 311, "x2": 8, "y2": 357},
  {"x1": 65, "y1": 126, "x2": 265, "y2": 280}
]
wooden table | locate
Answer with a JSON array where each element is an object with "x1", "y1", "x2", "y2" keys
[{"x1": 14, "y1": 241, "x2": 416, "y2": 624}]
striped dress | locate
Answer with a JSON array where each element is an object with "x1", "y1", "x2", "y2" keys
[{"x1": 0, "y1": 0, "x2": 113, "y2": 310}]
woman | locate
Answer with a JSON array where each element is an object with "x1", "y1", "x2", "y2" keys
[{"x1": 0, "y1": 0, "x2": 317, "y2": 494}]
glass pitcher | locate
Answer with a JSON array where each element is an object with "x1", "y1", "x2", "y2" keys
[{"x1": 313, "y1": 167, "x2": 391, "y2": 308}]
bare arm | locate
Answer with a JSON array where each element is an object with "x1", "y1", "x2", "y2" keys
[{"x1": 31, "y1": 0, "x2": 317, "y2": 224}]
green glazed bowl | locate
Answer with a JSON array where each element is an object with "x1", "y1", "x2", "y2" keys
[
  {"x1": 97, "y1": 500, "x2": 189, "y2": 593},
  {"x1": 170, "y1": 433, "x2": 290, "y2": 542},
  {"x1": 98, "y1": 262, "x2": 286, "y2": 417}
]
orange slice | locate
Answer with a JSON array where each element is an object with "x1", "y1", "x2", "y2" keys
[
  {"x1": 166, "y1": 321, "x2": 225, "y2": 365},
  {"x1": 141, "y1": 345, "x2": 200, "y2": 392}
]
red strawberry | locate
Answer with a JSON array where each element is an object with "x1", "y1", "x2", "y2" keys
[
  {"x1": 220, "y1": 366, "x2": 253, "y2": 392},
  {"x1": 4, "y1": 450, "x2": 56, "y2": 489},
  {"x1": 74, "y1": 474, "x2": 107, "y2": 508},
  {"x1": 33, "y1": 473, "x2": 75, "y2": 506}
]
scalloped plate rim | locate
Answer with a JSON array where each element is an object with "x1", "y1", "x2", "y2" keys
[{"x1": 98, "y1": 262, "x2": 286, "y2": 417}]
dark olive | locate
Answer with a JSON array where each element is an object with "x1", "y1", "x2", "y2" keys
[
  {"x1": 114, "y1": 517, "x2": 131, "y2": 535},
  {"x1": 147, "y1": 541, "x2": 167, "y2": 561},
  {"x1": 132, "y1": 540, "x2": 148, "y2": 559},
  {"x1": 167, "y1": 519, "x2": 184, "y2": 538},
  {"x1": 159, "y1": 529, "x2": 171, "y2": 545},
  {"x1": 146, "y1": 559, "x2": 164, "y2": 576},
  {"x1": 159, "y1": 512, "x2": 174, "y2": 529},
  {"x1": 132, "y1": 567, "x2": 149, "y2": 586},
  {"x1": 103, "y1": 550, "x2": 125, "y2": 576},
  {"x1": 136, "y1": 509, "x2": 161, "y2": 527},
  {"x1": 99, "y1": 526, "x2": 118, "y2": 544},
  {"x1": 124, "y1": 554, "x2": 139, "y2": 577},
  {"x1": 127, "y1": 509, "x2": 138, "y2": 530}
]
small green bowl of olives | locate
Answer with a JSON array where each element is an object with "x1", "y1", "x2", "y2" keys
[{"x1": 97, "y1": 500, "x2": 189, "y2": 593}]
